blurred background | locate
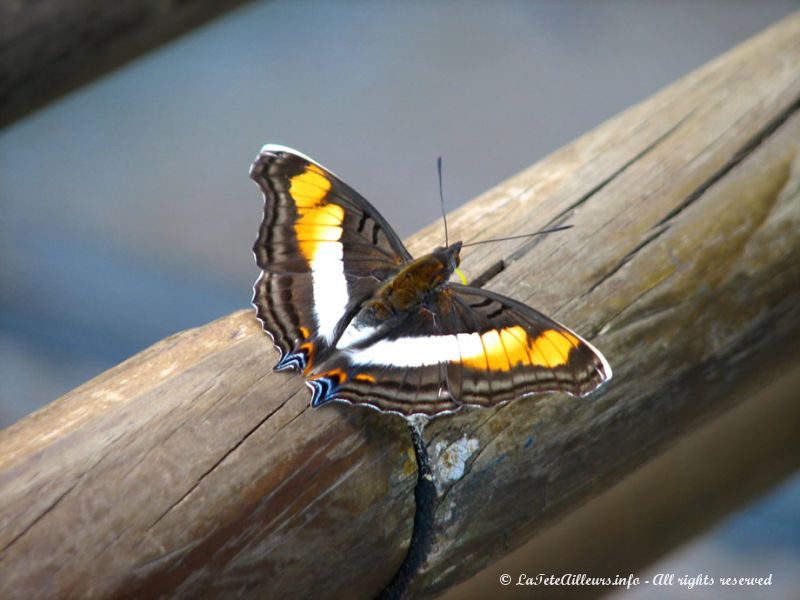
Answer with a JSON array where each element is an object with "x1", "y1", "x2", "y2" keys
[{"x1": 1, "y1": 1, "x2": 798, "y2": 598}]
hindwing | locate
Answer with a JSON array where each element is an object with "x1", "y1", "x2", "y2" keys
[
  {"x1": 305, "y1": 284, "x2": 611, "y2": 417},
  {"x1": 440, "y1": 285, "x2": 611, "y2": 406}
]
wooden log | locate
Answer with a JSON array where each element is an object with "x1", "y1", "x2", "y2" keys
[
  {"x1": 0, "y1": 0, "x2": 250, "y2": 127},
  {"x1": 2, "y1": 12, "x2": 799, "y2": 599}
]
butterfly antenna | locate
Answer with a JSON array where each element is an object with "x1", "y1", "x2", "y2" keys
[
  {"x1": 461, "y1": 224, "x2": 573, "y2": 247},
  {"x1": 437, "y1": 156, "x2": 449, "y2": 247}
]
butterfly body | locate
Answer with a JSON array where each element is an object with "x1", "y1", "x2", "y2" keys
[
  {"x1": 252, "y1": 145, "x2": 611, "y2": 418},
  {"x1": 365, "y1": 242, "x2": 461, "y2": 317}
]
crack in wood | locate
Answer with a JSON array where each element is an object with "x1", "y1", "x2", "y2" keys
[
  {"x1": 583, "y1": 223, "x2": 671, "y2": 297},
  {"x1": 654, "y1": 93, "x2": 800, "y2": 229},
  {"x1": 506, "y1": 110, "x2": 695, "y2": 267},
  {"x1": 378, "y1": 422, "x2": 435, "y2": 600},
  {"x1": 1, "y1": 480, "x2": 80, "y2": 553},
  {"x1": 91, "y1": 372, "x2": 273, "y2": 560},
  {"x1": 603, "y1": 301, "x2": 680, "y2": 337},
  {"x1": 123, "y1": 376, "x2": 226, "y2": 476},
  {"x1": 145, "y1": 390, "x2": 297, "y2": 533},
  {"x1": 505, "y1": 213, "x2": 574, "y2": 265},
  {"x1": 1, "y1": 443, "x2": 121, "y2": 554},
  {"x1": 279, "y1": 392, "x2": 310, "y2": 429},
  {"x1": 598, "y1": 162, "x2": 789, "y2": 337},
  {"x1": 466, "y1": 259, "x2": 505, "y2": 289},
  {"x1": 585, "y1": 95, "x2": 800, "y2": 304}
]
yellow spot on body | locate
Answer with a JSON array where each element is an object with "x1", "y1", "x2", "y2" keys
[
  {"x1": 299, "y1": 326, "x2": 310, "y2": 339},
  {"x1": 455, "y1": 266, "x2": 468, "y2": 285},
  {"x1": 460, "y1": 326, "x2": 578, "y2": 371},
  {"x1": 289, "y1": 166, "x2": 343, "y2": 262},
  {"x1": 354, "y1": 373, "x2": 376, "y2": 383}
]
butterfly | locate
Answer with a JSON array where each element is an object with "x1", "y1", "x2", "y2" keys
[{"x1": 251, "y1": 145, "x2": 611, "y2": 418}]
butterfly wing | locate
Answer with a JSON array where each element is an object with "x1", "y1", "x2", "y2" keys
[
  {"x1": 251, "y1": 144, "x2": 411, "y2": 373},
  {"x1": 306, "y1": 305, "x2": 462, "y2": 417},
  {"x1": 306, "y1": 283, "x2": 611, "y2": 417},
  {"x1": 439, "y1": 284, "x2": 612, "y2": 407}
]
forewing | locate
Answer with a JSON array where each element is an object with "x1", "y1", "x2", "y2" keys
[{"x1": 251, "y1": 145, "x2": 411, "y2": 372}]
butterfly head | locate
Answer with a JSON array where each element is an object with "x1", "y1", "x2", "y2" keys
[{"x1": 435, "y1": 241, "x2": 462, "y2": 274}]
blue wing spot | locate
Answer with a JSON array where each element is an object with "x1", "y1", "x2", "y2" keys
[
  {"x1": 309, "y1": 376, "x2": 341, "y2": 407},
  {"x1": 276, "y1": 350, "x2": 307, "y2": 371},
  {"x1": 309, "y1": 380, "x2": 329, "y2": 407}
]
